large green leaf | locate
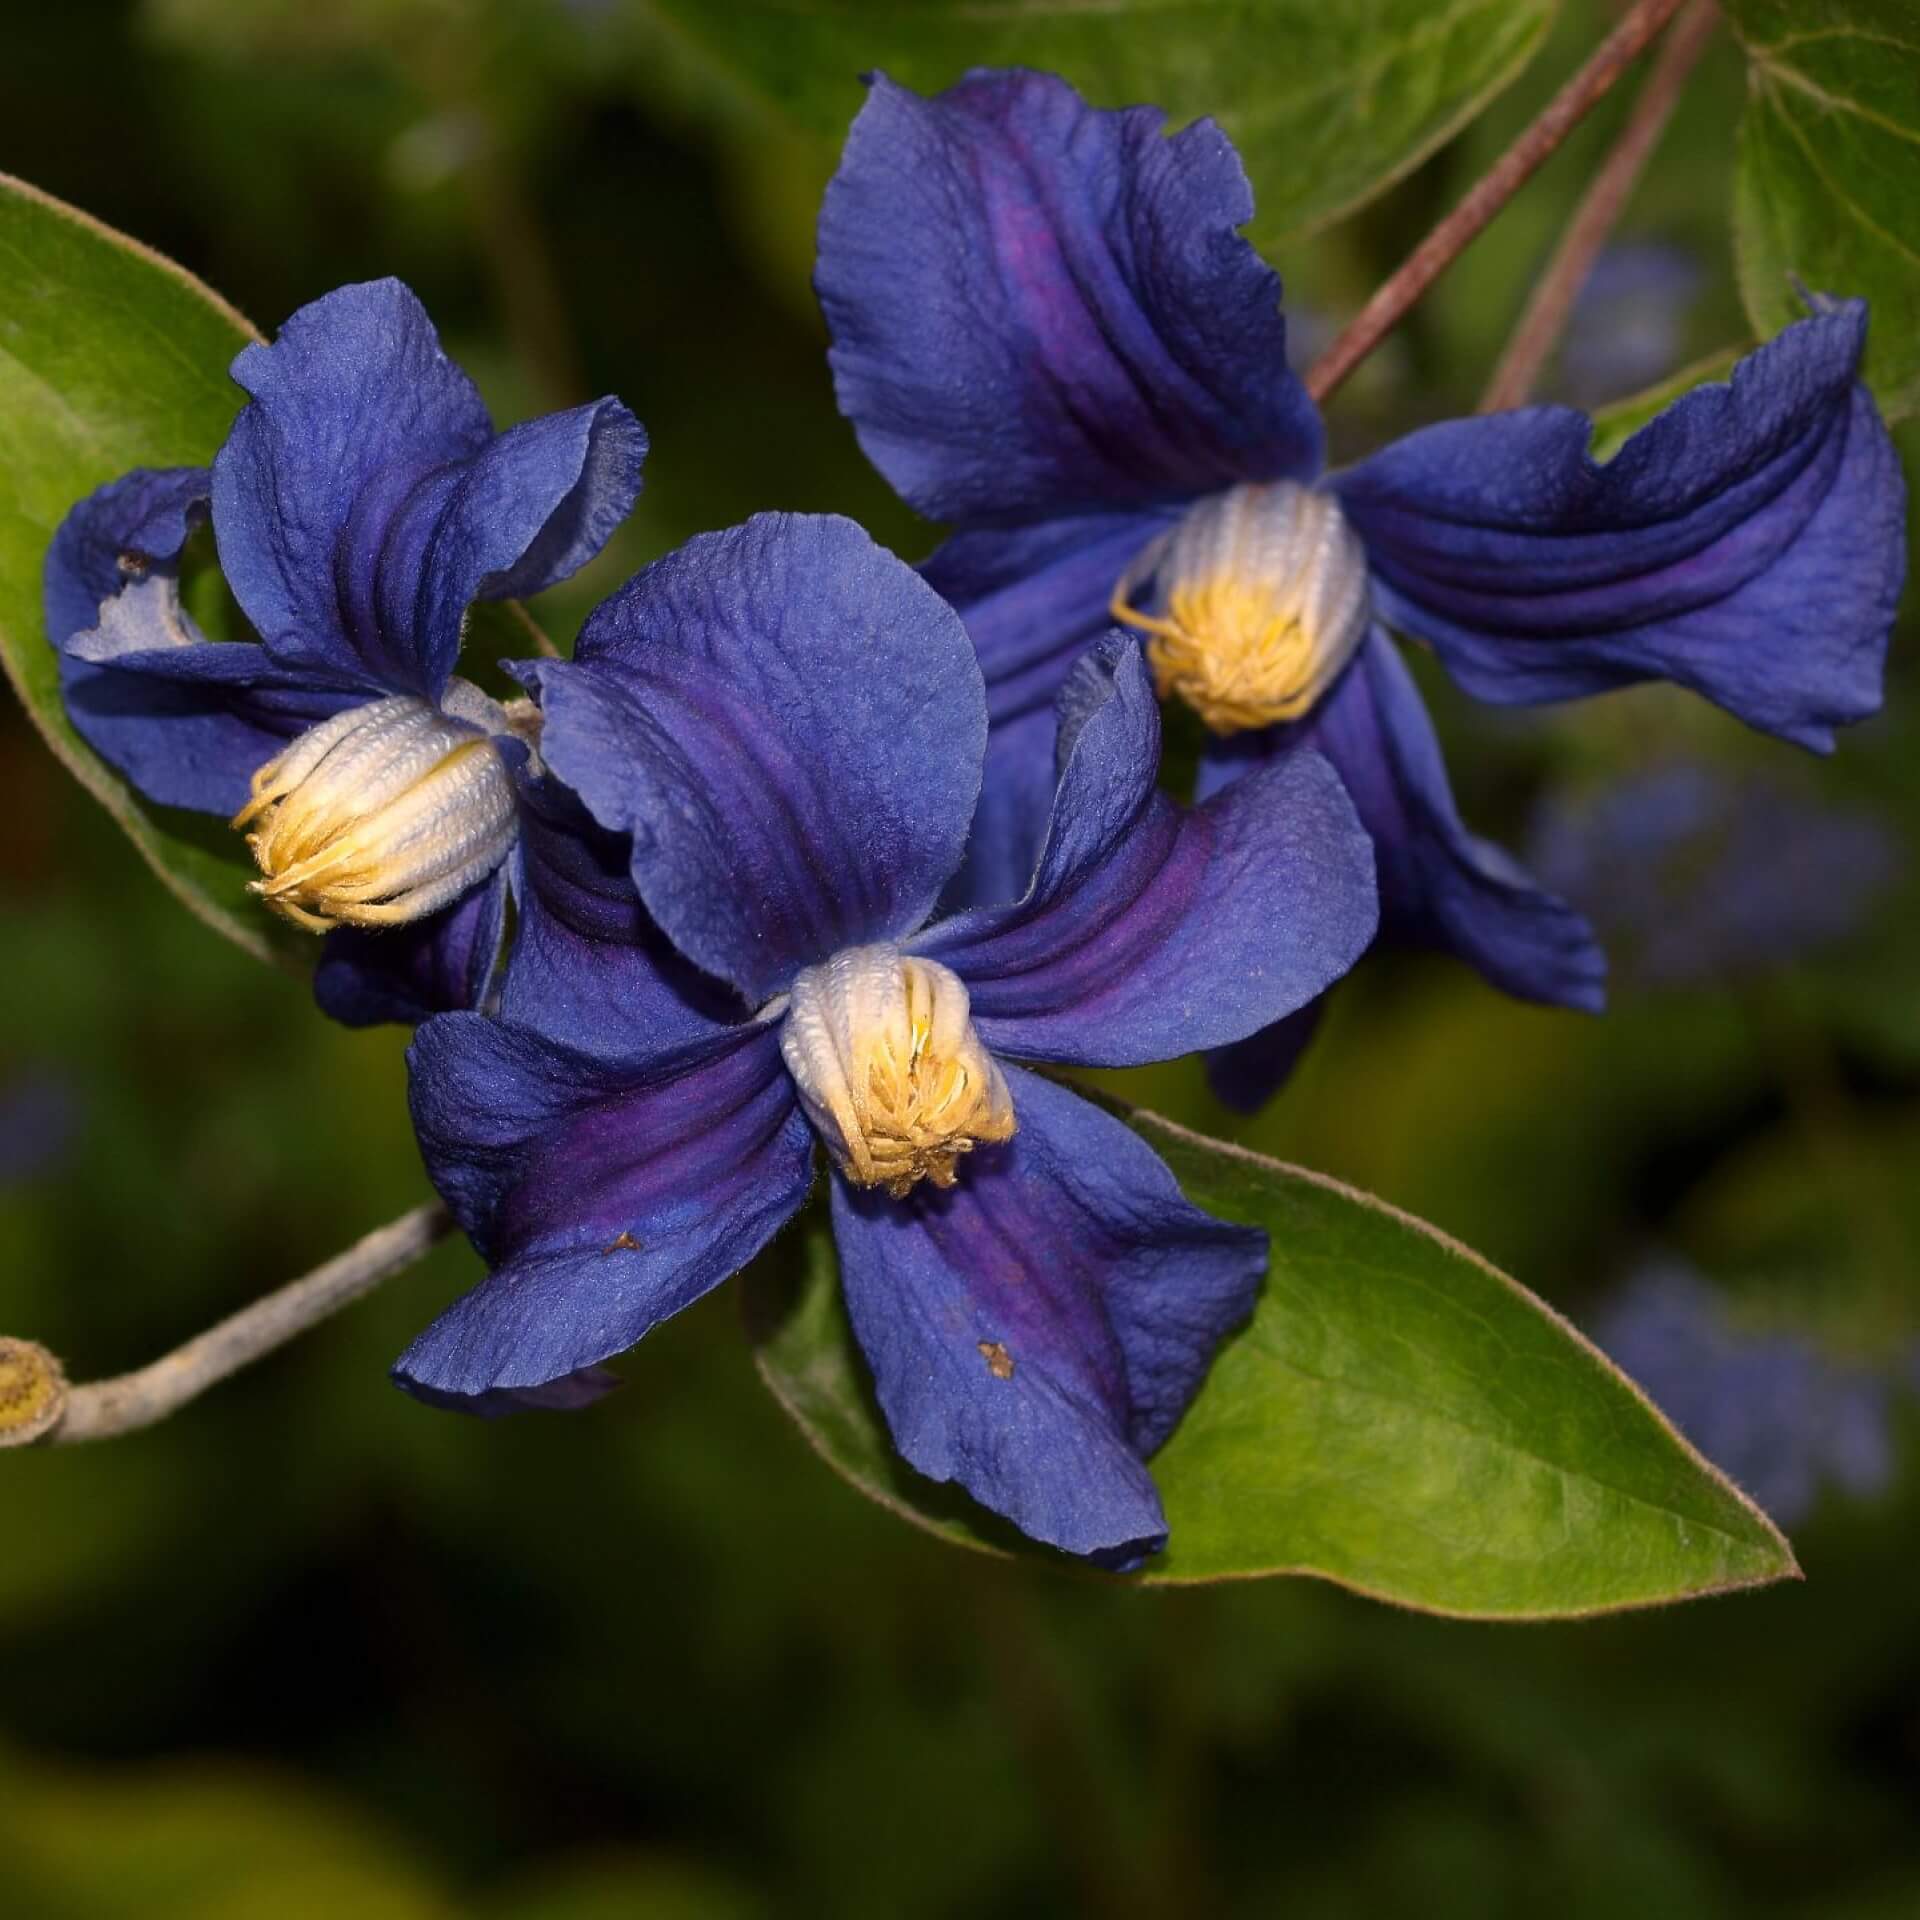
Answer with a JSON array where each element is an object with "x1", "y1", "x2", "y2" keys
[
  {"x1": 0, "y1": 173, "x2": 303, "y2": 967},
  {"x1": 746, "y1": 1098, "x2": 1799, "y2": 1615},
  {"x1": 639, "y1": 0, "x2": 1560, "y2": 253},
  {"x1": 1726, "y1": 0, "x2": 1920, "y2": 421}
]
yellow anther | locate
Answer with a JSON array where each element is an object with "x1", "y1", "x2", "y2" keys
[
  {"x1": 781, "y1": 947, "x2": 1017, "y2": 1198},
  {"x1": 233, "y1": 693, "x2": 518, "y2": 932},
  {"x1": 1112, "y1": 480, "x2": 1370, "y2": 735}
]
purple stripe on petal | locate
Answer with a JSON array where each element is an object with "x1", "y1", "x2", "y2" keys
[
  {"x1": 831, "y1": 1067, "x2": 1264, "y2": 1563},
  {"x1": 536, "y1": 514, "x2": 986, "y2": 1003},
  {"x1": 819, "y1": 69, "x2": 1322, "y2": 525},
  {"x1": 214, "y1": 280, "x2": 494, "y2": 691},
  {"x1": 915, "y1": 639, "x2": 1376, "y2": 1066},
  {"x1": 398, "y1": 1016, "x2": 812, "y2": 1399},
  {"x1": 1335, "y1": 305, "x2": 1904, "y2": 750},
  {"x1": 213, "y1": 279, "x2": 644, "y2": 699}
]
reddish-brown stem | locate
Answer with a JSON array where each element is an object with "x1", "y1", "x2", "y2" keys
[
  {"x1": 1479, "y1": 0, "x2": 1721, "y2": 413},
  {"x1": 1304, "y1": 0, "x2": 1695, "y2": 406}
]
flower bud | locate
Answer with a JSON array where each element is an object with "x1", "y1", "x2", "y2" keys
[
  {"x1": 781, "y1": 947, "x2": 1016, "y2": 1198},
  {"x1": 1113, "y1": 480, "x2": 1371, "y2": 735},
  {"x1": 0, "y1": 1337, "x2": 68, "y2": 1446},
  {"x1": 233, "y1": 694, "x2": 518, "y2": 932}
]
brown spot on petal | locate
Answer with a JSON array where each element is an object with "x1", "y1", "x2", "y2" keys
[
  {"x1": 603, "y1": 1232, "x2": 642, "y2": 1254},
  {"x1": 977, "y1": 1340, "x2": 1015, "y2": 1381}
]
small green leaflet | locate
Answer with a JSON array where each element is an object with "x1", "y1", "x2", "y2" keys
[{"x1": 747, "y1": 1097, "x2": 1799, "y2": 1615}]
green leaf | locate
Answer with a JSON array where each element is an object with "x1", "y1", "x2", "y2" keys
[
  {"x1": 1726, "y1": 0, "x2": 1920, "y2": 421},
  {"x1": 0, "y1": 172, "x2": 304, "y2": 967},
  {"x1": 747, "y1": 1098, "x2": 1800, "y2": 1615},
  {"x1": 638, "y1": 0, "x2": 1560, "y2": 251}
]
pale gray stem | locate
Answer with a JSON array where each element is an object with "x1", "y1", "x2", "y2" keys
[{"x1": 3, "y1": 1201, "x2": 453, "y2": 1448}]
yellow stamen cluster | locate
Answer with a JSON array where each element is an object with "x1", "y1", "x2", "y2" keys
[
  {"x1": 1112, "y1": 480, "x2": 1370, "y2": 735},
  {"x1": 233, "y1": 694, "x2": 518, "y2": 933},
  {"x1": 781, "y1": 947, "x2": 1017, "y2": 1198}
]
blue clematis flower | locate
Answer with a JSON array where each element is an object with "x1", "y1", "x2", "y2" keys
[
  {"x1": 395, "y1": 511, "x2": 1378, "y2": 1562},
  {"x1": 45, "y1": 278, "x2": 647, "y2": 1025},
  {"x1": 815, "y1": 68, "x2": 1907, "y2": 1109}
]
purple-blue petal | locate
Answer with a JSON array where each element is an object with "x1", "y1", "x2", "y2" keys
[
  {"x1": 399, "y1": 1366, "x2": 624, "y2": 1420},
  {"x1": 1271, "y1": 633, "x2": 1605, "y2": 1012},
  {"x1": 44, "y1": 465, "x2": 208, "y2": 652},
  {"x1": 59, "y1": 640, "x2": 365, "y2": 817},
  {"x1": 925, "y1": 510, "x2": 1172, "y2": 909},
  {"x1": 312, "y1": 866, "x2": 509, "y2": 1027},
  {"x1": 1204, "y1": 1001, "x2": 1326, "y2": 1114},
  {"x1": 397, "y1": 1016, "x2": 813, "y2": 1400},
  {"x1": 818, "y1": 68, "x2": 1323, "y2": 525},
  {"x1": 914, "y1": 638, "x2": 1376, "y2": 1066},
  {"x1": 535, "y1": 513, "x2": 987, "y2": 1003},
  {"x1": 500, "y1": 771, "x2": 746, "y2": 1059},
  {"x1": 48, "y1": 465, "x2": 368, "y2": 814},
  {"x1": 830, "y1": 1067, "x2": 1264, "y2": 1563},
  {"x1": 944, "y1": 708, "x2": 1059, "y2": 913},
  {"x1": 1333, "y1": 304, "x2": 1905, "y2": 750},
  {"x1": 213, "y1": 279, "x2": 644, "y2": 697}
]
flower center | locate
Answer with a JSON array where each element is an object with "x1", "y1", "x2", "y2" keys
[
  {"x1": 1111, "y1": 480, "x2": 1370, "y2": 735},
  {"x1": 232, "y1": 690, "x2": 519, "y2": 933},
  {"x1": 780, "y1": 946, "x2": 1016, "y2": 1198}
]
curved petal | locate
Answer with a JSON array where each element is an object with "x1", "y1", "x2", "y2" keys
[
  {"x1": 63, "y1": 642, "x2": 366, "y2": 818},
  {"x1": 45, "y1": 465, "x2": 208, "y2": 653},
  {"x1": 914, "y1": 638, "x2": 1377, "y2": 1066},
  {"x1": 1279, "y1": 633, "x2": 1606, "y2": 1011},
  {"x1": 925, "y1": 511, "x2": 1171, "y2": 911},
  {"x1": 397, "y1": 1017, "x2": 813, "y2": 1401},
  {"x1": 312, "y1": 865, "x2": 509, "y2": 1027},
  {"x1": 1204, "y1": 1001, "x2": 1326, "y2": 1115},
  {"x1": 924, "y1": 510, "x2": 1171, "y2": 730},
  {"x1": 831, "y1": 1067, "x2": 1264, "y2": 1564},
  {"x1": 500, "y1": 773, "x2": 746, "y2": 1059},
  {"x1": 536, "y1": 513, "x2": 987, "y2": 1003},
  {"x1": 1333, "y1": 305, "x2": 1904, "y2": 750},
  {"x1": 818, "y1": 68, "x2": 1323, "y2": 525},
  {"x1": 48, "y1": 466, "x2": 366, "y2": 814},
  {"x1": 400, "y1": 1366, "x2": 624, "y2": 1420},
  {"x1": 213, "y1": 278, "x2": 645, "y2": 697},
  {"x1": 943, "y1": 708, "x2": 1059, "y2": 914}
]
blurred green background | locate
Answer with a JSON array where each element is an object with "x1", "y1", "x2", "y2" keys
[{"x1": 4, "y1": 2, "x2": 1919, "y2": 1913}]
